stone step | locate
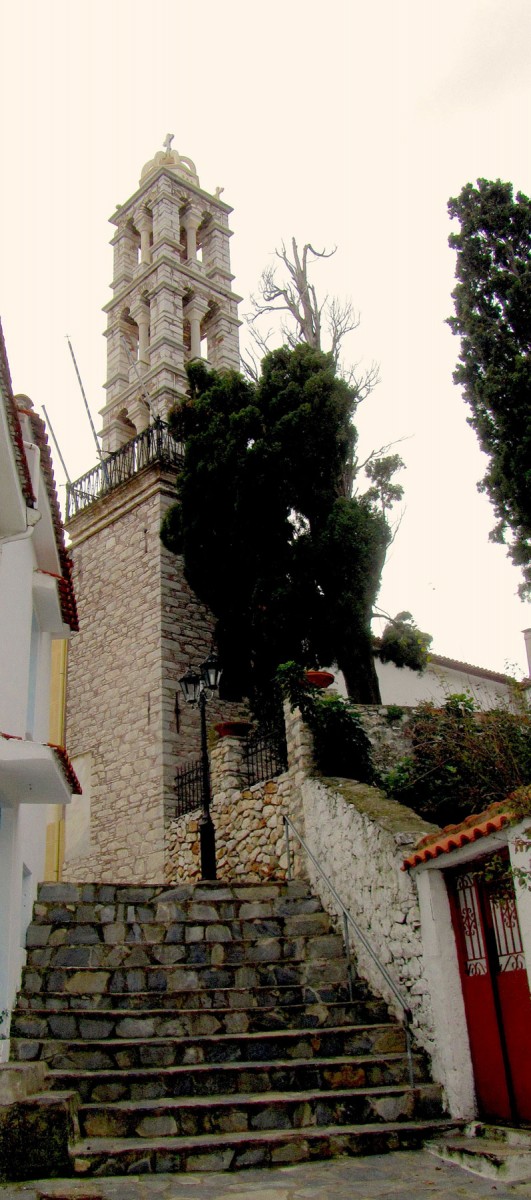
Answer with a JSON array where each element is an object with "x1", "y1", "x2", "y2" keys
[
  {"x1": 33, "y1": 880, "x2": 319, "y2": 924},
  {"x1": 11, "y1": 998, "x2": 390, "y2": 1041},
  {"x1": 50, "y1": 1051, "x2": 428, "y2": 1103},
  {"x1": 79, "y1": 1082, "x2": 444, "y2": 1139},
  {"x1": 21, "y1": 956, "x2": 350, "y2": 997},
  {"x1": 425, "y1": 1122, "x2": 531, "y2": 1182},
  {"x1": 11, "y1": 1021, "x2": 405, "y2": 1070},
  {"x1": 24, "y1": 933, "x2": 345, "y2": 971},
  {"x1": 11, "y1": 878, "x2": 447, "y2": 1181},
  {"x1": 69, "y1": 1118, "x2": 456, "y2": 1175},
  {"x1": 15, "y1": 981, "x2": 362, "y2": 1013},
  {"x1": 29, "y1": 910, "x2": 332, "y2": 939}
]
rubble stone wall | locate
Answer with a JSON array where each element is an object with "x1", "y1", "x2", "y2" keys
[
  {"x1": 166, "y1": 703, "x2": 311, "y2": 884},
  {"x1": 300, "y1": 774, "x2": 438, "y2": 1053}
]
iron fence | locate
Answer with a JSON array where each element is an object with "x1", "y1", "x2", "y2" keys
[
  {"x1": 66, "y1": 419, "x2": 184, "y2": 518},
  {"x1": 244, "y1": 722, "x2": 288, "y2": 788},
  {"x1": 172, "y1": 721, "x2": 288, "y2": 820},
  {"x1": 174, "y1": 757, "x2": 203, "y2": 818}
]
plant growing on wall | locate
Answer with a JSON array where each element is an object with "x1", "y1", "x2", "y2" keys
[
  {"x1": 275, "y1": 661, "x2": 375, "y2": 782},
  {"x1": 383, "y1": 693, "x2": 531, "y2": 826}
]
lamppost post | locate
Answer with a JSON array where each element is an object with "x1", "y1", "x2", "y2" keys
[
  {"x1": 179, "y1": 652, "x2": 220, "y2": 881},
  {"x1": 198, "y1": 686, "x2": 216, "y2": 880}
]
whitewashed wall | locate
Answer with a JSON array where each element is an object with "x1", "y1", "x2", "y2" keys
[{"x1": 334, "y1": 658, "x2": 519, "y2": 711}]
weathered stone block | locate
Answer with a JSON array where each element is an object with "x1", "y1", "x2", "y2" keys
[{"x1": 0, "y1": 1091, "x2": 78, "y2": 1182}]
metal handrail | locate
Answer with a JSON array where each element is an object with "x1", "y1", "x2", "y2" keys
[{"x1": 283, "y1": 815, "x2": 414, "y2": 1087}]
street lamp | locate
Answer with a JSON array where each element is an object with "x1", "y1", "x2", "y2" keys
[{"x1": 179, "y1": 652, "x2": 222, "y2": 880}]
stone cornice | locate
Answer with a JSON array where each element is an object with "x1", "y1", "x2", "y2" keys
[
  {"x1": 110, "y1": 168, "x2": 233, "y2": 226},
  {"x1": 103, "y1": 255, "x2": 242, "y2": 314},
  {"x1": 66, "y1": 463, "x2": 180, "y2": 546}
]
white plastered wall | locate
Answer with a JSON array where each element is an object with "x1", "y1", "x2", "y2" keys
[
  {"x1": 0, "y1": 535, "x2": 58, "y2": 1058},
  {"x1": 414, "y1": 866, "x2": 476, "y2": 1117}
]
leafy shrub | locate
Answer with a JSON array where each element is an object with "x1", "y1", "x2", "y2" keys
[
  {"x1": 383, "y1": 694, "x2": 531, "y2": 826},
  {"x1": 378, "y1": 611, "x2": 432, "y2": 672},
  {"x1": 276, "y1": 662, "x2": 374, "y2": 782}
]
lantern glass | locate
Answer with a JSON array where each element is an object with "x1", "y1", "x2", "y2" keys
[
  {"x1": 201, "y1": 652, "x2": 221, "y2": 691},
  {"x1": 179, "y1": 670, "x2": 201, "y2": 705}
]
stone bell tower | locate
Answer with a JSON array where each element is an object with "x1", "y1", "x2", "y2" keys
[
  {"x1": 62, "y1": 141, "x2": 241, "y2": 885},
  {"x1": 102, "y1": 138, "x2": 241, "y2": 450}
]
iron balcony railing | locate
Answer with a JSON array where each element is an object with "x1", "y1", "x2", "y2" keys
[
  {"x1": 283, "y1": 815, "x2": 414, "y2": 1087},
  {"x1": 66, "y1": 419, "x2": 184, "y2": 519},
  {"x1": 174, "y1": 757, "x2": 204, "y2": 818}
]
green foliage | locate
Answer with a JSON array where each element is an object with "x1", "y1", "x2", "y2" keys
[
  {"x1": 364, "y1": 454, "x2": 405, "y2": 519},
  {"x1": 276, "y1": 662, "x2": 375, "y2": 782},
  {"x1": 447, "y1": 179, "x2": 531, "y2": 596},
  {"x1": 162, "y1": 344, "x2": 396, "y2": 704},
  {"x1": 383, "y1": 694, "x2": 531, "y2": 826},
  {"x1": 385, "y1": 704, "x2": 405, "y2": 724},
  {"x1": 378, "y1": 612, "x2": 432, "y2": 673}
]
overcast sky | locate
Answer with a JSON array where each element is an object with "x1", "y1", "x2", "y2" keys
[{"x1": 1, "y1": 0, "x2": 530, "y2": 675}]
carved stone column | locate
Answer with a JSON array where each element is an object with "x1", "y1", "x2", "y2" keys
[
  {"x1": 136, "y1": 210, "x2": 153, "y2": 266},
  {"x1": 185, "y1": 296, "x2": 209, "y2": 360},
  {"x1": 131, "y1": 299, "x2": 150, "y2": 368},
  {"x1": 182, "y1": 209, "x2": 202, "y2": 263}
]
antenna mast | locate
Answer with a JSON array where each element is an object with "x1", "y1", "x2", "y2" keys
[
  {"x1": 42, "y1": 405, "x2": 72, "y2": 484},
  {"x1": 66, "y1": 337, "x2": 105, "y2": 465}
]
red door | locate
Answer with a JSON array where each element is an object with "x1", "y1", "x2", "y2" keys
[{"x1": 449, "y1": 855, "x2": 531, "y2": 1123}]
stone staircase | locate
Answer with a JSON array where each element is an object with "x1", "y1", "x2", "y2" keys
[{"x1": 10, "y1": 879, "x2": 453, "y2": 1176}]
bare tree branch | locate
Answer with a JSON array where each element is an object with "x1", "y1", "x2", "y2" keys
[{"x1": 248, "y1": 238, "x2": 361, "y2": 366}]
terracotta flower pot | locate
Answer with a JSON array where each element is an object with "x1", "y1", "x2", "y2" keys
[
  {"x1": 214, "y1": 720, "x2": 252, "y2": 738},
  {"x1": 305, "y1": 670, "x2": 335, "y2": 690}
]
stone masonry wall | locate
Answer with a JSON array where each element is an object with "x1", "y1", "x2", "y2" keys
[
  {"x1": 301, "y1": 775, "x2": 439, "y2": 1056},
  {"x1": 166, "y1": 703, "x2": 311, "y2": 884},
  {"x1": 64, "y1": 466, "x2": 220, "y2": 884},
  {"x1": 166, "y1": 768, "x2": 291, "y2": 884},
  {"x1": 352, "y1": 705, "x2": 412, "y2": 776}
]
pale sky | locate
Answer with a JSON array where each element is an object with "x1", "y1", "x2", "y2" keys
[{"x1": 1, "y1": 0, "x2": 530, "y2": 676}]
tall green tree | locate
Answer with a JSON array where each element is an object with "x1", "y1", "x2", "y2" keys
[
  {"x1": 447, "y1": 179, "x2": 531, "y2": 595},
  {"x1": 161, "y1": 346, "x2": 391, "y2": 705}
]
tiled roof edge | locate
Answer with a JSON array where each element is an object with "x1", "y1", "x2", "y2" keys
[
  {"x1": 26, "y1": 409, "x2": 79, "y2": 632},
  {"x1": 0, "y1": 320, "x2": 36, "y2": 507},
  {"x1": 402, "y1": 805, "x2": 514, "y2": 870}
]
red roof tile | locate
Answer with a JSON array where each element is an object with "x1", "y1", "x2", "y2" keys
[
  {"x1": 0, "y1": 320, "x2": 36, "y2": 507},
  {"x1": 403, "y1": 804, "x2": 513, "y2": 870},
  {"x1": 24, "y1": 408, "x2": 79, "y2": 632}
]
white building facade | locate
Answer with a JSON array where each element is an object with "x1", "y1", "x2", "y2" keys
[{"x1": 0, "y1": 324, "x2": 79, "y2": 1057}]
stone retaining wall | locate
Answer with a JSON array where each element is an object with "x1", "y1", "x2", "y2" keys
[
  {"x1": 165, "y1": 704, "x2": 311, "y2": 884},
  {"x1": 352, "y1": 705, "x2": 412, "y2": 776},
  {"x1": 301, "y1": 775, "x2": 438, "y2": 1054},
  {"x1": 165, "y1": 767, "x2": 292, "y2": 884}
]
